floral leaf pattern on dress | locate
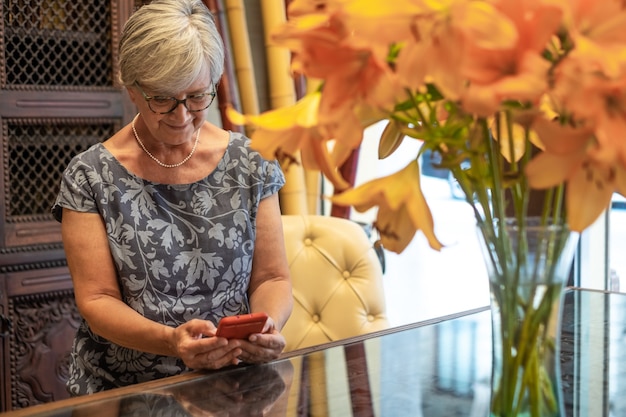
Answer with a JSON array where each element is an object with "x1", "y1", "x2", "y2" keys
[{"x1": 53, "y1": 132, "x2": 284, "y2": 395}]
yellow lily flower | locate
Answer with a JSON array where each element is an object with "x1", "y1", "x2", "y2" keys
[
  {"x1": 331, "y1": 161, "x2": 443, "y2": 253},
  {"x1": 227, "y1": 92, "x2": 388, "y2": 191},
  {"x1": 227, "y1": 94, "x2": 351, "y2": 190}
]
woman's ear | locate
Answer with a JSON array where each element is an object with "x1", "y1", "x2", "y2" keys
[{"x1": 126, "y1": 85, "x2": 140, "y2": 106}]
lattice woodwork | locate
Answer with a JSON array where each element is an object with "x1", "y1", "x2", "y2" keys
[
  {"x1": 3, "y1": 119, "x2": 115, "y2": 222},
  {"x1": 1, "y1": 1, "x2": 113, "y2": 89}
]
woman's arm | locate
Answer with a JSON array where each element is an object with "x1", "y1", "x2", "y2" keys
[
  {"x1": 61, "y1": 208, "x2": 239, "y2": 369},
  {"x1": 247, "y1": 193, "x2": 293, "y2": 330}
]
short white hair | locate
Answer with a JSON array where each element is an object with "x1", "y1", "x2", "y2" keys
[{"x1": 119, "y1": 0, "x2": 224, "y2": 93}]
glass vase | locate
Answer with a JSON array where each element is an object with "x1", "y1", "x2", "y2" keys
[{"x1": 477, "y1": 217, "x2": 579, "y2": 417}]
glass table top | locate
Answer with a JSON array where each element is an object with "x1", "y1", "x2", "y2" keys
[{"x1": 5, "y1": 288, "x2": 625, "y2": 417}]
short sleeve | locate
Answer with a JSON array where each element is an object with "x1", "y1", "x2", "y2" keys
[
  {"x1": 261, "y1": 158, "x2": 285, "y2": 200},
  {"x1": 51, "y1": 147, "x2": 101, "y2": 222}
]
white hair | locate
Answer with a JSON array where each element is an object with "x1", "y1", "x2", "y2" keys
[{"x1": 119, "y1": 0, "x2": 225, "y2": 93}]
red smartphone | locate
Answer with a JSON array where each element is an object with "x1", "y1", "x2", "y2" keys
[{"x1": 215, "y1": 312, "x2": 268, "y2": 339}]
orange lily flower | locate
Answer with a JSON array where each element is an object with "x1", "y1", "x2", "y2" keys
[
  {"x1": 552, "y1": 51, "x2": 626, "y2": 167},
  {"x1": 333, "y1": 0, "x2": 426, "y2": 61},
  {"x1": 454, "y1": 0, "x2": 563, "y2": 116},
  {"x1": 395, "y1": 0, "x2": 522, "y2": 100},
  {"x1": 559, "y1": 0, "x2": 626, "y2": 78},
  {"x1": 462, "y1": 51, "x2": 551, "y2": 117},
  {"x1": 458, "y1": 0, "x2": 563, "y2": 116},
  {"x1": 287, "y1": 0, "x2": 331, "y2": 17},
  {"x1": 272, "y1": 4, "x2": 401, "y2": 118},
  {"x1": 331, "y1": 161, "x2": 443, "y2": 253},
  {"x1": 288, "y1": 0, "x2": 425, "y2": 58},
  {"x1": 525, "y1": 117, "x2": 626, "y2": 231}
]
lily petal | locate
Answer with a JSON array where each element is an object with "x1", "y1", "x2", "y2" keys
[
  {"x1": 566, "y1": 164, "x2": 615, "y2": 231},
  {"x1": 331, "y1": 161, "x2": 443, "y2": 252},
  {"x1": 525, "y1": 151, "x2": 581, "y2": 189}
]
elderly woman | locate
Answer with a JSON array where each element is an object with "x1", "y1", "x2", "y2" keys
[{"x1": 53, "y1": 0, "x2": 292, "y2": 395}]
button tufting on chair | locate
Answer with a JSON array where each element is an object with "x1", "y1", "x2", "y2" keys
[{"x1": 280, "y1": 214, "x2": 390, "y2": 351}]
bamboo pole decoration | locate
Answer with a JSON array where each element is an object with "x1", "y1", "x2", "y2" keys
[
  {"x1": 204, "y1": 0, "x2": 244, "y2": 133},
  {"x1": 260, "y1": 0, "x2": 295, "y2": 108},
  {"x1": 303, "y1": 77, "x2": 323, "y2": 215},
  {"x1": 260, "y1": 0, "x2": 308, "y2": 215},
  {"x1": 304, "y1": 170, "x2": 321, "y2": 215},
  {"x1": 224, "y1": 0, "x2": 260, "y2": 120}
]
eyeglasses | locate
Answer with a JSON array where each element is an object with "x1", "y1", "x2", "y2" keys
[{"x1": 134, "y1": 82, "x2": 217, "y2": 114}]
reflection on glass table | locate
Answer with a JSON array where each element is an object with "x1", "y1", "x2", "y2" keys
[
  {"x1": 4, "y1": 288, "x2": 624, "y2": 417},
  {"x1": 43, "y1": 361, "x2": 294, "y2": 417},
  {"x1": 374, "y1": 289, "x2": 626, "y2": 416},
  {"x1": 609, "y1": 196, "x2": 626, "y2": 292}
]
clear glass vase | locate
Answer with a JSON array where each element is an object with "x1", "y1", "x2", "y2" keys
[{"x1": 477, "y1": 217, "x2": 579, "y2": 417}]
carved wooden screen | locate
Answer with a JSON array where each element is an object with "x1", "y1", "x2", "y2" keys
[
  {"x1": 0, "y1": 0, "x2": 133, "y2": 411},
  {"x1": 0, "y1": 0, "x2": 241, "y2": 410},
  {"x1": 0, "y1": 0, "x2": 129, "y2": 257}
]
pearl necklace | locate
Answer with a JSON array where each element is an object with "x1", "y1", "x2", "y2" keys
[{"x1": 131, "y1": 114, "x2": 199, "y2": 168}]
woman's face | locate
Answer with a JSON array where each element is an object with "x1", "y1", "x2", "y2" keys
[{"x1": 128, "y1": 67, "x2": 215, "y2": 146}]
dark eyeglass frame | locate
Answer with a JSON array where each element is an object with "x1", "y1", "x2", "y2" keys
[{"x1": 134, "y1": 82, "x2": 217, "y2": 114}]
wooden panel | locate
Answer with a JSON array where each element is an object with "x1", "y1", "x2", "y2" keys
[
  {"x1": 0, "y1": 277, "x2": 9, "y2": 412},
  {"x1": 7, "y1": 285, "x2": 79, "y2": 410},
  {"x1": 3, "y1": 221, "x2": 61, "y2": 249},
  {"x1": 0, "y1": 91, "x2": 124, "y2": 118},
  {"x1": 0, "y1": 0, "x2": 134, "y2": 411},
  {"x1": 4, "y1": 267, "x2": 73, "y2": 298}
]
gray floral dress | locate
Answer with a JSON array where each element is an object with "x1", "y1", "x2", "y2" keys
[{"x1": 52, "y1": 132, "x2": 285, "y2": 395}]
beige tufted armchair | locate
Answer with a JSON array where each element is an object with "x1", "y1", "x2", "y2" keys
[{"x1": 280, "y1": 214, "x2": 390, "y2": 351}]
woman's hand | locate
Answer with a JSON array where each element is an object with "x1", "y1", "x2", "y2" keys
[
  {"x1": 172, "y1": 319, "x2": 243, "y2": 370},
  {"x1": 229, "y1": 316, "x2": 287, "y2": 364}
]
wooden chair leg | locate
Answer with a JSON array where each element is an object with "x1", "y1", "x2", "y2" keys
[{"x1": 345, "y1": 342, "x2": 375, "y2": 417}]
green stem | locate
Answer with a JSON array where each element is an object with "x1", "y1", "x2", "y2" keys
[
  {"x1": 487, "y1": 220, "x2": 571, "y2": 417},
  {"x1": 492, "y1": 279, "x2": 561, "y2": 416}
]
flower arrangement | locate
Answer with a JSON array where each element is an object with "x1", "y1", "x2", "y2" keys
[
  {"x1": 228, "y1": 0, "x2": 626, "y2": 254},
  {"x1": 228, "y1": 1, "x2": 626, "y2": 415}
]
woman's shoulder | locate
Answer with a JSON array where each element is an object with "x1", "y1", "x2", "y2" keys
[
  {"x1": 227, "y1": 130, "x2": 251, "y2": 147},
  {"x1": 226, "y1": 131, "x2": 272, "y2": 161},
  {"x1": 67, "y1": 142, "x2": 111, "y2": 168},
  {"x1": 62, "y1": 142, "x2": 132, "y2": 185},
  {"x1": 222, "y1": 131, "x2": 285, "y2": 186}
]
